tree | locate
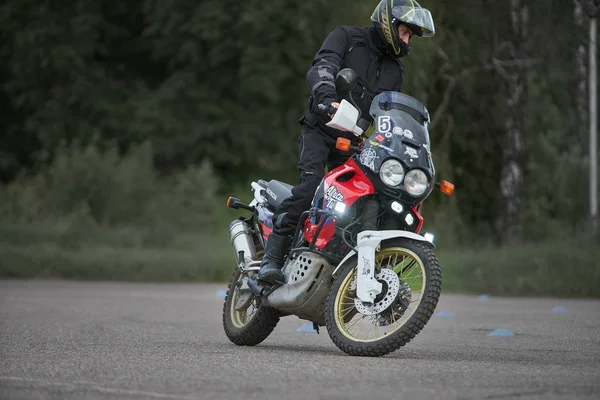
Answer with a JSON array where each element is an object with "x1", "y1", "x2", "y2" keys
[{"x1": 493, "y1": 0, "x2": 530, "y2": 244}]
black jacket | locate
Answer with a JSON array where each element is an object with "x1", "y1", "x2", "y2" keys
[{"x1": 300, "y1": 26, "x2": 405, "y2": 140}]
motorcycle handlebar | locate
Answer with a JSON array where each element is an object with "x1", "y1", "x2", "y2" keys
[
  {"x1": 317, "y1": 103, "x2": 337, "y2": 117},
  {"x1": 317, "y1": 102, "x2": 365, "y2": 151}
]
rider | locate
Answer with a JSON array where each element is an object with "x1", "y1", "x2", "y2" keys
[{"x1": 258, "y1": 0, "x2": 436, "y2": 284}]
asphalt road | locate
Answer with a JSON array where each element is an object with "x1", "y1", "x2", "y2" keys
[{"x1": 1, "y1": 280, "x2": 599, "y2": 400}]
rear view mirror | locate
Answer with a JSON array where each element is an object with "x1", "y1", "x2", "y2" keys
[{"x1": 335, "y1": 68, "x2": 358, "y2": 93}]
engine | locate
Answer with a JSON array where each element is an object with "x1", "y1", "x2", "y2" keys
[{"x1": 263, "y1": 251, "x2": 334, "y2": 326}]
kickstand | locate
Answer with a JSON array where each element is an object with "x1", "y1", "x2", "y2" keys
[{"x1": 312, "y1": 322, "x2": 320, "y2": 334}]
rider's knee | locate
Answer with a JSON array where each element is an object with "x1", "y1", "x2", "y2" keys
[{"x1": 299, "y1": 171, "x2": 323, "y2": 189}]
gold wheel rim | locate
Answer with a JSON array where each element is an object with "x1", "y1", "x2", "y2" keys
[
  {"x1": 333, "y1": 247, "x2": 426, "y2": 343},
  {"x1": 229, "y1": 250, "x2": 263, "y2": 328}
]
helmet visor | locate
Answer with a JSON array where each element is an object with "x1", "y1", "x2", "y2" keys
[{"x1": 391, "y1": 6, "x2": 435, "y2": 37}]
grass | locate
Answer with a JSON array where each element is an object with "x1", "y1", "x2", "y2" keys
[
  {"x1": 437, "y1": 237, "x2": 600, "y2": 298},
  {"x1": 1, "y1": 219, "x2": 598, "y2": 298},
  {"x1": 0, "y1": 222, "x2": 237, "y2": 282}
]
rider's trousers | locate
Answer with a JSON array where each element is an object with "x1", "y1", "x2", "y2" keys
[{"x1": 271, "y1": 124, "x2": 357, "y2": 237}]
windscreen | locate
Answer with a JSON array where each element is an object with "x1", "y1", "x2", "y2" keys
[{"x1": 358, "y1": 92, "x2": 434, "y2": 176}]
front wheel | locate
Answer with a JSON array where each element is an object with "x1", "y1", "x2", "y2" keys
[{"x1": 325, "y1": 238, "x2": 441, "y2": 357}]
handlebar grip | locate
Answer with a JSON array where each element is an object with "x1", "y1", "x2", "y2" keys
[{"x1": 317, "y1": 103, "x2": 337, "y2": 116}]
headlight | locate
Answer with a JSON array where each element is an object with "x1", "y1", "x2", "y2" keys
[
  {"x1": 379, "y1": 159, "x2": 405, "y2": 187},
  {"x1": 404, "y1": 169, "x2": 429, "y2": 196},
  {"x1": 333, "y1": 201, "x2": 347, "y2": 214}
]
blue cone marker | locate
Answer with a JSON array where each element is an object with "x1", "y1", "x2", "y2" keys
[
  {"x1": 552, "y1": 306, "x2": 568, "y2": 313},
  {"x1": 477, "y1": 294, "x2": 490, "y2": 301},
  {"x1": 217, "y1": 290, "x2": 228, "y2": 297},
  {"x1": 436, "y1": 311, "x2": 454, "y2": 318},
  {"x1": 488, "y1": 328, "x2": 514, "y2": 337},
  {"x1": 296, "y1": 323, "x2": 318, "y2": 333}
]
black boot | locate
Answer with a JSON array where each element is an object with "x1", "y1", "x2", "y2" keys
[{"x1": 257, "y1": 232, "x2": 291, "y2": 284}]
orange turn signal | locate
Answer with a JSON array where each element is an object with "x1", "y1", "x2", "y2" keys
[
  {"x1": 336, "y1": 137, "x2": 351, "y2": 152},
  {"x1": 440, "y1": 180, "x2": 454, "y2": 196},
  {"x1": 226, "y1": 197, "x2": 232, "y2": 207}
]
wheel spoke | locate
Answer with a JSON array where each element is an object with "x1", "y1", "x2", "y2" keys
[
  {"x1": 346, "y1": 314, "x2": 366, "y2": 332},
  {"x1": 366, "y1": 319, "x2": 378, "y2": 340},
  {"x1": 341, "y1": 304, "x2": 356, "y2": 318}
]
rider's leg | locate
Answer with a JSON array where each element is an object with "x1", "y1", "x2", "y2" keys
[{"x1": 257, "y1": 127, "x2": 331, "y2": 284}]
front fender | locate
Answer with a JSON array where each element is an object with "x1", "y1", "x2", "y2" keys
[
  {"x1": 331, "y1": 230, "x2": 434, "y2": 279},
  {"x1": 378, "y1": 230, "x2": 435, "y2": 248}
]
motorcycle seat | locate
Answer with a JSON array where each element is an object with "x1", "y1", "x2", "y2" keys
[{"x1": 264, "y1": 180, "x2": 293, "y2": 209}]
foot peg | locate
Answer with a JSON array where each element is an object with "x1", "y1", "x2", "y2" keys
[
  {"x1": 257, "y1": 269, "x2": 284, "y2": 285},
  {"x1": 247, "y1": 275, "x2": 282, "y2": 297}
]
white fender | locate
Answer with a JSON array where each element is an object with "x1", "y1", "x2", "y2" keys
[
  {"x1": 331, "y1": 230, "x2": 435, "y2": 288},
  {"x1": 250, "y1": 181, "x2": 267, "y2": 206}
]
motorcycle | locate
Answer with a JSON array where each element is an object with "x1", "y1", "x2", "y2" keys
[{"x1": 222, "y1": 68, "x2": 454, "y2": 357}]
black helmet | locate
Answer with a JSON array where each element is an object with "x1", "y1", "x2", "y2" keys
[{"x1": 371, "y1": 0, "x2": 435, "y2": 57}]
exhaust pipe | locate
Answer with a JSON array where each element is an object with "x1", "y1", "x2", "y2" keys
[{"x1": 229, "y1": 220, "x2": 257, "y2": 269}]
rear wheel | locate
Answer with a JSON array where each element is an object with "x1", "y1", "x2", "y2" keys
[
  {"x1": 222, "y1": 255, "x2": 280, "y2": 346},
  {"x1": 325, "y1": 238, "x2": 441, "y2": 357}
]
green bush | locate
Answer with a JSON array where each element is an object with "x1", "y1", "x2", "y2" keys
[
  {"x1": 0, "y1": 139, "x2": 219, "y2": 230},
  {"x1": 0, "y1": 138, "x2": 236, "y2": 283}
]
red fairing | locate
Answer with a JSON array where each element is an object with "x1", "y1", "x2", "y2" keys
[
  {"x1": 304, "y1": 158, "x2": 375, "y2": 249},
  {"x1": 261, "y1": 223, "x2": 272, "y2": 242},
  {"x1": 412, "y1": 205, "x2": 424, "y2": 233}
]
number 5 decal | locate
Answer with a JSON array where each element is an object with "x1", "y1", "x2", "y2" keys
[{"x1": 377, "y1": 116, "x2": 391, "y2": 133}]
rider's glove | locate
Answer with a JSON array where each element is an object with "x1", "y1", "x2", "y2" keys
[{"x1": 312, "y1": 92, "x2": 337, "y2": 115}]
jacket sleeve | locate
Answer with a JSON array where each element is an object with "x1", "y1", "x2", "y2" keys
[{"x1": 306, "y1": 27, "x2": 349, "y2": 112}]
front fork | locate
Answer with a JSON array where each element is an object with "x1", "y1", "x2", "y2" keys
[
  {"x1": 354, "y1": 197, "x2": 382, "y2": 303},
  {"x1": 355, "y1": 231, "x2": 383, "y2": 303}
]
